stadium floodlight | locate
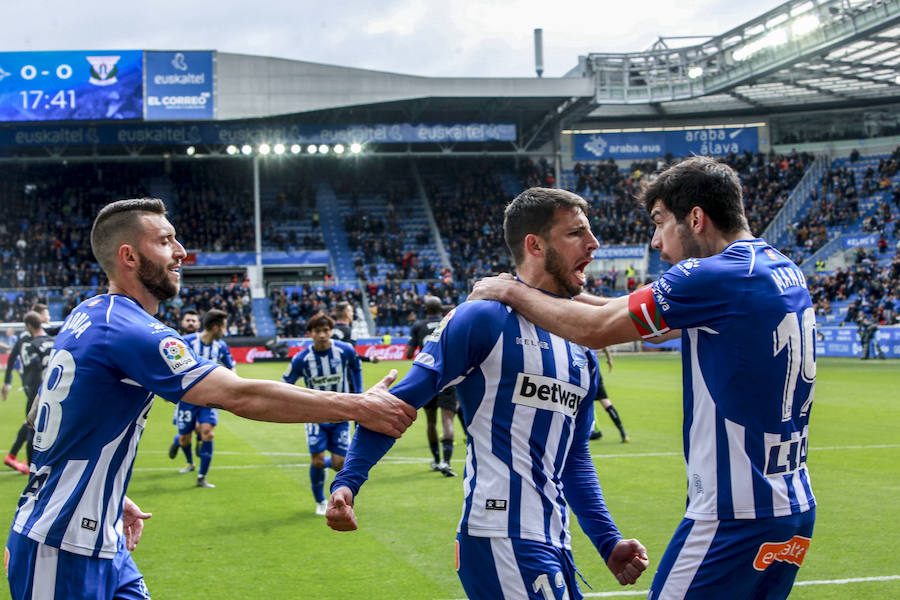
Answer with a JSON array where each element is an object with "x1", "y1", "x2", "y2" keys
[
  {"x1": 186, "y1": 146, "x2": 196, "y2": 156},
  {"x1": 290, "y1": 144, "x2": 301, "y2": 154},
  {"x1": 226, "y1": 144, "x2": 239, "y2": 155},
  {"x1": 241, "y1": 144, "x2": 253, "y2": 155},
  {"x1": 318, "y1": 144, "x2": 329, "y2": 154},
  {"x1": 350, "y1": 143, "x2": 362, "y2": 154},
  {"x1": 334, "y1": 143, "x2": 345, "y2": 154},
  {"x1": 258, "y1": 143, "x2": 271, "y2": 155},
  {"x1": 688, "y1": 67, "x2": 704, "y2": 79},
  {"x1": 273, "y1": 143, "x2": 285, "y2": 155},
  {"x1": 307, "y1": 144, "x2": 318, "y2": 154},
  {"x1": 792, "y1": 14, "x2": 820, "y2": 37}
]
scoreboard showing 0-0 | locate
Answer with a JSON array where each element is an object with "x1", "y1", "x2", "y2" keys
[{"x1": 0, "y1": 50, "x2": 143, "y2": 121}]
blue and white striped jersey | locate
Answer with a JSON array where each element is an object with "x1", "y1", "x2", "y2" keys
[
  {"x1": 282, "y1": 340, "x2": 362, "y2": 395},
  {"x1": 183, "y1": 333, "x2": 235, "y2": 370},
  {"x1": 12, "y1": 294, "x2": 216, "y2": 558},
  {"x1": 334, "y1": 300, "x2": 623, "y2": 559},
  {"x1": 637, "y1": 239, "x2": 816, "y2": 521}
]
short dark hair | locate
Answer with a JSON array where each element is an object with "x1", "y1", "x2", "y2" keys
[
  {"x1": 423, "y1": 295, "x2": 443, "y2": 315},
  {"x1": 638, "y1": 156, "x2": 748, "y2": 233},
  {"x1": 307, "y1": 312, "x2": 335, "y2": 332},
  {"x1": 203, "y1": 308, "x2": 228, "y2": 330},
  {"x1": 504, "y1": 187, "x2": 589, "y2": 265},
  {"x1": 23, "y1": 311, "x2": 42, "y2": 332},
  {"x1": 182, "y1": 309, "x2": 199, "y2": 318},
  {"x1": 334, "y1": 301, "x2": 351, "y2": 319},
  {"x1": 90, "y1": 198, "x2": 167, "y2": 276},
  {"x1": 30, "y1": 302, "x2": 48, "y2": 314}
]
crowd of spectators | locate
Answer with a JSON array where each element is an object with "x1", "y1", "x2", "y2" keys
[
  {"x1": 0, "y1": 162, "x2": 151, "y2": 290},
  {"x1": 367, "y1": 277, "x2": 464, "y2": 333},
  {"x1": 0, "y1": 291, "x2": 47, "y2": 324},
  {"x1": 156, "y1": 279, "x2": 256, "y2": 336},
  {"x1": 807, "y1": 246, "x2": 900, "y2": 326},
  {"x1": 269, "y1": 284, "x2": 363, "y2": 337},
  {"x1": 340, "y1": 171, "x2": 441, "y2": 282},
  {"x1": 168, "y1": 161, "x2": 256, "y2": 252},
  {"x1": 782, "y1": 147, "x2": 899, "y2": 263},
  {"x1": 428, "y1": 162, "x2": 514, "y2": 283}
]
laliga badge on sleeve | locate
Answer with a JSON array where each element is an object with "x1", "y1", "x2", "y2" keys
[{"x1": 159, "y1": 337, "x2": 198, "y2": 374}]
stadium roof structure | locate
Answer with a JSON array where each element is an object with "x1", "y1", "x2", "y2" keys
[
  {"x1": 575, "y1": 0, "x2": 900, "y2": 123},
  {"x1": 2, "y1": 0, "x2": 898, "y2": 162}
]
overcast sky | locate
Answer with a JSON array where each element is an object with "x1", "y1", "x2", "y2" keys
[{"x1": 4, "y1": 1, "x2": 788, "y2": 77}]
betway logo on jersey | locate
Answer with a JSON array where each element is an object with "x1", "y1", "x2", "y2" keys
[
  {"x1": 309, "y1": 373, "x2": 343, "y2": 387},
  {"x1": 512, "y1": 373, "x2": 585, "y2": 417}
]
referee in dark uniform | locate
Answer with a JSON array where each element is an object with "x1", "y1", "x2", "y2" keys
[
  {"x1": 406, "y1": 296, "x2": 459, "y2": 477},
  {"x1": 1, "y1": 311, "x2": 54, "y2": 473},
  {"x1": 332, "y1": 301, "x2": 380, "y2": 363}
]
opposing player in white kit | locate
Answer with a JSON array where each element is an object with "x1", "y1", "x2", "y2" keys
[
  {"x1": 470, "y1": 156, "x2": 817, "y2": 599},
  {"x1": 329, "y1": 188, "x2": 649, "y2": 599},
  {"x1": 5, "y1": 198, "x2": 416, "y2": 600}
]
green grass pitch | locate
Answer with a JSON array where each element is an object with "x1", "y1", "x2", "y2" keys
[{"x1": 0, "y1": 354, "x2": 896, "y2": 599}]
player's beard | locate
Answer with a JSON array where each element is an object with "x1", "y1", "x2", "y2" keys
[
  {"x1": 544, "y1": 245, "x2": 583, "y2": 298},
  {"x1": 137, "y1": 251, "x2": 179, "y2": 301},
  {"x1": 676, "y1": 223, "x2": 704, "y2": 262}
]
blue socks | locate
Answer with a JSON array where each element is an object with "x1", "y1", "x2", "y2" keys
[{"x1": 197, "y1": 440, "x2": 213, "y2": 477}]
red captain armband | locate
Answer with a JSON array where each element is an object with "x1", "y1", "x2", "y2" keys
[{"x1": 628, "y1": 285, "x2": 671, "y2": 339}]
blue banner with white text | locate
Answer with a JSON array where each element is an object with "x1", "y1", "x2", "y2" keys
[
  {"x1": 816, "y1": 325, "x2": 899, "y2": 358},
  {"x1": 0, "y1": 121, "x2": 516, "y2": 147},
  {"x1": 145, "y1": 51, "x2": 214, "y2": 120},
  {"x1": 574, "y1": 126, "x2": 759, "y2": 161}
]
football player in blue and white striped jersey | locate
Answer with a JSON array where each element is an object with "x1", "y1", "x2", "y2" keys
[
  {"x1": 283, "y1": 312, "x2": 362, "y2": 515},
  {"x1": 329, "y1": 188, "x2": 649, "y2": 599},
  {"x1": 470, "y1": 156, "x2": 817, "y2": 600},
  {"x1": 5, "y1": 198, "x2": 416, "y2": 600},
  {"x1": 169, "y1": 308, "x2": 236, "y2": 488}
]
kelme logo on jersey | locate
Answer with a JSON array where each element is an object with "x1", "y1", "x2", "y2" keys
[
  {"x1": 676, "y1": 258, "x2": 701, "y2": 276},
  {"x1": 158, "y1": 337, "x2": 197, "y2": 374},
  {"x1": 511, "y1": 373, "x2": 585, "y2": 417}
]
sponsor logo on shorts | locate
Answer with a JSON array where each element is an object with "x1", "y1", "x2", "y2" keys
[
  {"x1": 511, "y1": 373, "x2": 585, "y2": 417},
  {"x1": 81, "y1": 517, "x2": 98, "y2": 531},
  {"x1": 485, "y1": 499, "x2": 507, "y2": 511},
  {"x1": 753, "y1": 535, "x2": 811, "y2": 571}
]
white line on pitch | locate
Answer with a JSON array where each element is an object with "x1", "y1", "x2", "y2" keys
[{"x1": 439, "y1": 575, "x2": 900, "y2": 600}]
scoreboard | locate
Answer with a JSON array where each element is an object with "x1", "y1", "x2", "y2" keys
[
  {"x1": 0, "y1": 51, "x2": 143, "y2": 121},
  {"x1": 0, "y1": 50, "x2": 214, "y2": 122}
]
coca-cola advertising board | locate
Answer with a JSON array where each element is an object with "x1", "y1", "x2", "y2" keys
[{"x1": 227, "y1": 344, "x2": 409, "y2": 363}]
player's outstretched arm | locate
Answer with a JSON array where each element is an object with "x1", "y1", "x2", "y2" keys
[
  {"x1": 469, "y1": 274, "x2": 638, "y2": 349},
  {"x1": 326, "y1": 486, "x2": 358, "y2": 531},
  {"x1": 181, "y1": 367, "x2": 416, "y2": 438},
  {"x1": 606, "y1": 539, "x2": 649, "y2": 585}
]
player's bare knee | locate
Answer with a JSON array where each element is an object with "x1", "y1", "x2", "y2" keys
[{"x1": 332, "y1": 455, "x2": 345, "y2": 470}]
